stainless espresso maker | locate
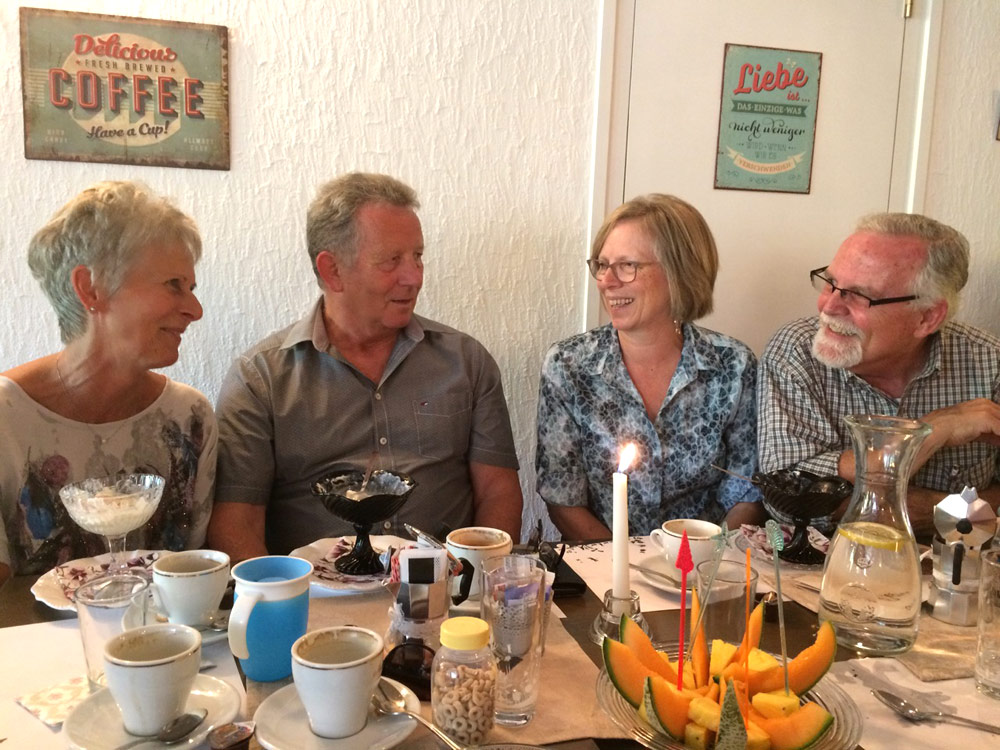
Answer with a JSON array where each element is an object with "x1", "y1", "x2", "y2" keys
[{"x1": 928, "y1": 486, "x2": 997, "y2": 626}]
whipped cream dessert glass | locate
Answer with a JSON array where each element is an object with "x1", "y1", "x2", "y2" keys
[{"x1": 59, "y1": 473, "x2": 165, "y2": 576}]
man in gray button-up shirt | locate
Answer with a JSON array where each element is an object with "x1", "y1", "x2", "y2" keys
[{"x1": 208, "y1": 173, "x2": 522, "y2": 559}]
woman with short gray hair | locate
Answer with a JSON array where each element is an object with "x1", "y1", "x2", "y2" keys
[{"x1": 0, "y1": 181, "x2": 216, "y2": 584}]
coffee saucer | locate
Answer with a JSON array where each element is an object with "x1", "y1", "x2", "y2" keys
[
  {"x1": 254, "y1": 677, "x2": 418, "y2": 750},
  {"x1": 121, "y1": 599, "x2": 229, "y2": 646},
  {"x1": 64, "y1": 673, "x2": 240, "y2": 749}
]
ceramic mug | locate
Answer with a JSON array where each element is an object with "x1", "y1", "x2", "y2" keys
[
  {"x1": 151, "y1": 549, "x2": 230, "y2": 628},
  {"x1": 228, "y1": 555, "x2": 312, "y2": 681},
  {"x1": 104, "y1": 623, "x2": 201, "y2": 736},
  {"x1": 649, "y1": 519, "x2": 722, "y2": 581},
  {"x1": 292, "y1": 626, "x2": 384, "y2": 738},
  {"x1": 445, "y1": 527, "x2": 513, "y2": 600}
]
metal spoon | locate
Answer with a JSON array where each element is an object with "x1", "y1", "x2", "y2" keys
[
  {"x1": 372, "y1": 679, "x2": 463, "y2": 750},
  {"x1": 114, "y1": 708, "x2": 208, "y2": 750},
  {"x1": 872, "y1": 689, "x2": 1000, "y2": 734},
  {"x1": 375, "y1": 679, "x2": 549, "y2": 750}
]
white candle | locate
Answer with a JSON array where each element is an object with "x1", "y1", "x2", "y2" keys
[{"x1": 612, "y1": 443, "x2": 638, "y2": 604}]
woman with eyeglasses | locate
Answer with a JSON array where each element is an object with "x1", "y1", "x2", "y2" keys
[
  {"x1": 535, "y1": 194, "x2": 762, "y2": 539},
  {"x1": 0, "y1": 181, "x2": 216, "y2": 585}
]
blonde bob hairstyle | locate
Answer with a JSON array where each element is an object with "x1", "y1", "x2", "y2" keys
[
  {"x1": 590, "y1": 194, "x2": 718, "y2": 322},
  {"x1": 28, "y1": 181, "x2": 201, "y2": 343}
]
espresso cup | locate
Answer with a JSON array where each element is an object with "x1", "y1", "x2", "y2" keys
[
  {"x1": 104, "y1": 623, "x2": 201, "y2": 736},
  {"x1": 228, "y1": 555, "x2": 313, "y2": 681},
  {"x1": 445, "y1": 527, "x2": 513, "y2": 599},
  {"x1": 649, "y1": 519, "x2": 722, "y2": 581},
  {"x1": 152, "y1": 549, "x2": 230, "y2": 627},
  {"x1": 292, "y1": 626, "x2": 384, "y2": 738}
]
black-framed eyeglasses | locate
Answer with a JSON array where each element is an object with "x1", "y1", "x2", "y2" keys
[
  {"x1": 586, "y1": 259, "x2": 654, "y2": 283},
  {"x1": 809, "y1": 266, "x2": 918, "y2": 308}
]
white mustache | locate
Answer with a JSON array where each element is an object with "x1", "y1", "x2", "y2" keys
[{"x1": 818, "y1": 312, "x2": 862, "y2": 338}]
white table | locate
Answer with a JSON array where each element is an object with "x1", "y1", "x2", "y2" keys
[{"x1": 0, "y1": 619, "x2": 246, "y2": 749}]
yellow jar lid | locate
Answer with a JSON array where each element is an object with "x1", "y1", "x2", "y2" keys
[{"x1": 440, "y1": 616, "x2": 490, "y2": 650}]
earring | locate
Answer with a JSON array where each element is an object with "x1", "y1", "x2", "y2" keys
[
  {"x1": 89, "y1": 306, "x2": 96, "y2": 312},
  {"x1": 673, "y1": 320, "x2": 682, "y2": 336}
]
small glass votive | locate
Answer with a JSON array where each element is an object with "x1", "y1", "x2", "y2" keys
[{"x1": 589, "y1": 589, "x2": 649, "y2": 644}]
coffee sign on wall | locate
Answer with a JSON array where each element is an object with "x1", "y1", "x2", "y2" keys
[
  {"x1": 19, "y1": 8, "x2": 229, "y2": 170},
  {"x1": 715, "y1": 43, "x2": 822, "y2": 194}
]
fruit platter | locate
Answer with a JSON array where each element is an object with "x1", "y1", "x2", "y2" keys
[{"x1": 599, "y1": 596, "x2": 862, "y2": 750}]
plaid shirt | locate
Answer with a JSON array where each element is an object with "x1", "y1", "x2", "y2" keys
[{"x1": 758, "y1": 317, "x2": 1000, "y2": 492}]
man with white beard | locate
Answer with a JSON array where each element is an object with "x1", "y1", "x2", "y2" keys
[{"x1": 757, "y1": 213, "x2": 1000, "y2": 539}]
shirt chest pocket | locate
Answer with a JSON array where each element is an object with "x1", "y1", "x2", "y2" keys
[{"x1": 414, "y1": 393, "x2": 472, "y2": 460}]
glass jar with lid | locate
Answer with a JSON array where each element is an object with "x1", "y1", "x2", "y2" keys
[{"x1": 431, "y1": 616, "x2": 497, "y2": 745}]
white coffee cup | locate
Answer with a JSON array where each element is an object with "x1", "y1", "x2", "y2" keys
[
  {"x1": 152, "y1": 549, "x2": 230, "y2": 627},
  {"x1": 291, "y1": 626, "x2": 384, "y2": 738},
  {"x1": 649, "y1": 519, "x2": 722, "y2": 581},
  {"x1": 104, "y1": 623, "x2": 201, "y2": 736},
  {"x1": 445, "y1": 527, "x2": 513, "y2": 599}
]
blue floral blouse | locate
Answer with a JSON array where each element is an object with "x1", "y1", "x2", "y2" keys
[{"x1": 535, "y1": 323, "x2": 761, "y2": 534}]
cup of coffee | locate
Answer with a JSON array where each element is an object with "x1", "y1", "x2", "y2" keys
[
  {"x1": 292, "y1": 626, "x2": 384, "y2": 738},
  {"x1": 649, "y1": 519, "x2": 722, "y2": 581},
  {"x1": 151, "y1": 549, "x2": 230, "y2": 628},
  {"x1": 228, "y1": 555, "x2": 312, "y2": 681},
  {"x1": 445, "y1": 527, "x2": 513, "y2": 599},
  {"x1": 103, "y1": 623, "x2": 201, "y2": 736}
]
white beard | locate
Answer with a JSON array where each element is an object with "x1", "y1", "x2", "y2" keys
[{"x1": 811, "y1": 313, "x2": 863, "y2": 369}]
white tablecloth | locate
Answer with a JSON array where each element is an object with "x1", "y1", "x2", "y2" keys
[{"x1": 0, "y1": 619, "x2": 246, "y2": 749}]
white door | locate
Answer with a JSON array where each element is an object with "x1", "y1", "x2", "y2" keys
[{"x1": 593, "y1": 0, "x2": 939, "y2": 353}]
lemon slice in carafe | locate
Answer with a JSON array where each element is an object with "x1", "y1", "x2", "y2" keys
[{"x1": 836, "y1": 522, "x2": 907, "y2": 551}]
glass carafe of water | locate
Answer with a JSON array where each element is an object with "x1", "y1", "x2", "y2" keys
[{"x1": 818, "y1": 414, "x2": 930, "y2": 655}]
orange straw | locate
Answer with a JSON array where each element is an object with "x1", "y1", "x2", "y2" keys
[{"x1": 743, "y1": 547, "x2": 752, "y2": 728}]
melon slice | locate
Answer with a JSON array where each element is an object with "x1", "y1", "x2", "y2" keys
[
  {"x1": 750, "y1": 701, "x2": 833, "y2": 750},
  {"x1": 619, "y1": 614, "x2": 679, "y2": 684},
  {"x1": 640, "y1": 674, "x2": 694, "y2": 740},
  {"x1": 722, "y1": 620, "x2": 836, "y2": 696},
  {"x1": 715, "y1": 681, "x2": 748, "y2": 750},
  {"x1": 732, "y1": 600, "x2": 766, "y2": 665},
  {"x1": 602, "y1": 636, "x2": 649, "y2": 707},
  {"x1": 690, "y1": 589, "x2": 709, "y2": 687}
]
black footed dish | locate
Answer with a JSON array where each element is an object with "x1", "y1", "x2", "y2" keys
[
  {"x1": 753, "y1": 469, "x2": 852, "y2": 564},
  {"x1": 312, "y1": 469, "x2": 417, "y2": 575}
]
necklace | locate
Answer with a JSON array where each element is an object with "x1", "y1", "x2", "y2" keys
[{"x1": 54, "y1": 353, "x2": 132, "y2": 446}]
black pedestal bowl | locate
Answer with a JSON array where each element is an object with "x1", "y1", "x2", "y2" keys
[
  {"x1": 312, "y1": 469, "x2": 417, "y2": 575},
  {"x1": 752, "y1": 469, "x2": 852, "y2": 564}
]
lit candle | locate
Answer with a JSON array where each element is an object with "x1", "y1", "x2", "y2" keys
[{"x1": 612, "y1": 443, "x2": 638, "y2": 605}]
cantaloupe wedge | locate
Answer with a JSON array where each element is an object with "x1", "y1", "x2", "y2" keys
[
  {"x1": 690, "y1": 589, "x2": 710, "y2": 688},
  {"x1": 724, "y1": 621, "x2": 836, "y2": 696},
  {"x1": 619, "y1": 614, "x2": 679, "y2": 684},
  {"x1": 640, "y1": 674, "x2": 694, "y2": 740},
  {"x1": 749, "y1": 701, "x2": 833, "y2": 750}
]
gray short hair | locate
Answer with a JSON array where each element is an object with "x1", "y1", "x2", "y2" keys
[
  {"x1": 28, "y1": 181, "x2": 202, "y2": 343},
  {"x1": 306, "y1": 173, "x2": 420, "y2": 283},
  {"x1": 591, "y1": 194, "x2": 718, "y2": 322},
  {"x1": 855, "y1": 212, "x2": 969, "y2": 319}
]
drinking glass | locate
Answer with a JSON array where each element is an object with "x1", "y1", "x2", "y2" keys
[
  {"x1": 73, "y1": 574, "x2": 151, "y2": 691},
  {"x1": 480, "y1": 555, "x2": 546, "y2": 726},
  {"x1": 976, "y1": 549, "x2": 1000, "y2": 698}
]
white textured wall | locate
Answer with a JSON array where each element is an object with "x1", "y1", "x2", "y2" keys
[
  {"x1": 0, "y1": 0, "x2": 597, "y2": 540},
  {"x1": 3, "y1": 1, "x2": 998, "y2": 542},
  {"x1": 924, "y1": 0, "x2": 1000, "y2": 333}
]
